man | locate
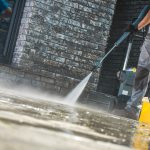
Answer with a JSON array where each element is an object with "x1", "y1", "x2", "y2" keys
[
  {"x1": 0, "y1": 0, "x2": 12, "y2": 18},
  {"x1": 115, "y1": 6, "x2": 150, "y2": 120}
]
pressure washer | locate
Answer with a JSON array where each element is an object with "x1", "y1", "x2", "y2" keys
[
  {"x1": 117, "y1": 31, "x2": 144, "y2": 109},
  {"x1": 91, "y1": 5, "x2": 150, "y2": 110}
]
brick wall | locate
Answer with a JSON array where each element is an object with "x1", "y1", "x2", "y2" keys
[
  {"x1": 0, "y1": 65, "x2": 60, "y2": 94},
  {"x1": 12, "y1": 0, "x2": 117, "y2": 95},
  {"x1": 98, "y1": 0, "x2": 150, "y2": 96}
]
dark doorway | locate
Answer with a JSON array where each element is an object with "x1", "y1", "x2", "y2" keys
[
  {"x1": 0, "y1": 0, "x2": 26, "y2": 63},
  {"x1": 97, "y1": 0, "x2": 150, "y2": 96}
]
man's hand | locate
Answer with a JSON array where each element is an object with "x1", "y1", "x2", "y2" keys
[{"x1": 138, "y1": 10, "x2": 150, "y2": 30}]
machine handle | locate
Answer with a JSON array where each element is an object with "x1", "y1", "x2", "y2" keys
[{"x1": 115, "y1": 5, "x2": 149, "y2": 47}]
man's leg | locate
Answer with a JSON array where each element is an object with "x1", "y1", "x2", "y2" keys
[{"x1": 125, "y1": 66, "x2": 150, "y2": 118}]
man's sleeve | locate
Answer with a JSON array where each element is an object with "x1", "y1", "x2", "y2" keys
[{"x1": 0, "y1": 0, "x2": 9, "y2": 14}]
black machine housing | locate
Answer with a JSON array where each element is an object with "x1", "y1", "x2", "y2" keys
[{"x1": 117, "y1": 69, "x2": 136, "y2": 109}]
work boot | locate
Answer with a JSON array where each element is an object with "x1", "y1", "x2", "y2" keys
[
  {"x1": 125, "y1": 106, "x2": 139, "y2": 120},
  {"x1": 112, "y1": 106, "x2": 138, "y2": 120}
]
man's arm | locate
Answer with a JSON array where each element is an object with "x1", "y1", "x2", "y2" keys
[{"x1": 138, "y1": 10, "x2": 150, "y2": 30}]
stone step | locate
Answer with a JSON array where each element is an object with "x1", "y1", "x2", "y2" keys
[{"x1": 79, "y1": 91, "x2": 117, "y2": 112}]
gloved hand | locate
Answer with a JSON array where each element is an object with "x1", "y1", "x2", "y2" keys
[{"x1": 125, "y1": 24, "x2": 138, "y2": 33}]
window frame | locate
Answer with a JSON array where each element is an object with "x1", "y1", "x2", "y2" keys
[{"x1": 2, "y1": 0, "x2": 26, "y2": 63}]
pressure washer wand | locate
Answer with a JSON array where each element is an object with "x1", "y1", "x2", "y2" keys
[
  {"x1": 91, "y1": 32, "x2": 130, "y2": 72},
  {"x1": 91, "y1": 44, "x2": 117, "y2": 71},
  {"x1": 91, "y1": 5, "x2": 150, "y2": 72}
]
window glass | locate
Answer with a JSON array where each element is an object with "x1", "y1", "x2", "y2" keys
[{"x1": 0, "y1": 0, "x2": 15, "y2": 55}]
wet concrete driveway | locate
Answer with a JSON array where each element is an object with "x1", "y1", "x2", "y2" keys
[{"x1": 0, "y1": 89, "x2": 149, "y2": 150}]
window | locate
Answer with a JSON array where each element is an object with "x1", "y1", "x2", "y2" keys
[{"x1": 0, "y1": 0, "x2": 26, "y2": 63}]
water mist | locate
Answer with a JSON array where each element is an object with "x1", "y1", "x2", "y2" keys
[{"x1": 64, "y1": 72, "x2": 93, "y2": 105}]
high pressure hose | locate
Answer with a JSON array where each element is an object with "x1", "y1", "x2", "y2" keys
[{"x1": 91, "y1": 5, "x2": 150, "y2": 72}]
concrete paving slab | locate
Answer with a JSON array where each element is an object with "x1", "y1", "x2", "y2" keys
[{"x1": 0, "y1": 88, "x2": 149, "y2": 150}]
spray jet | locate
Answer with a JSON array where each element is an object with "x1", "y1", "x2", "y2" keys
[{"x1": 91, "y1": 5, "x2": 150, "y2": 72}]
